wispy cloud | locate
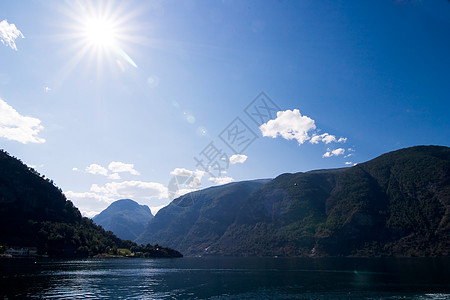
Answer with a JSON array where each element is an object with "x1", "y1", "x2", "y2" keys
[
  {"x1": 323, "y1": 148, "x2": 345, "y2": 158},
  {"x1": 108, "y1": 173, "x2": 121, "y2": 180},
  {"x1": 344, "y1": 148, "x2": 356, "y2": 158},
  {"x1": 310, "y1": 133, "x2": 346, "y2": 144},
  {"x1": 170, "y1": 167, "x2": 196, "y2": 177},
  {"x1": 208, "y1": 176, "x2": 234, "y2": 185},
  {"x1": 0, "y1": 98, "x2": 45, "y2": 144},
  {"x1": 85, "y1": 163, "x2": 108, "y2": 176},
  {"x1": 90, "y1": 180, "x2": 168, "y2": 200},
  {"x1": 0, "y1": 20, "x2": 24, "y2": 50},
  {"x1": 108, "y1": 161, "x2": 140, "y2": 175},
  {"x1": 167, "y1": 167, "x2": 206, "y2": 199},
  {"x1": 229, "y1": 154, "x2": 248, "y2": 165},
  {"x1": 83, "y1": 161, "x2": 140, "y2": 178},
  {"x1": 170, "y1": 168, "x2": 205, "y2": 188}
]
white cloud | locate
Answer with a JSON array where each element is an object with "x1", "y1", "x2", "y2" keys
[
  {"x1": 259, "y1": 109, "x2": 316, "y2": 145},
  {"x1": 208, "y1": 176, "x2": 234, "y2": 185},
  {"x1": 108, "y1": 161, "x2": 140, "y2": 175},
  {"x1": 85, "y1": 163, "x2": 108, "y2": 176},
  {"x1": 310, "y1": 133, "x2": 330, "y2": 144},
  {"x1": 345, "y1": 161, "x2": 353, "y2": 165},
  {"x1": 310, "y1": 133, "x2": 347, "y2": 144},
  {"x1": 170, "y1": 168, "x2": 205, "y2": 188},
  {"x1": 90, "y1": 180, "x2": 168, "y2": 200},
  {"x1": 321, "y1": 134, "x2": 337, "y2": 144},
  {"x1": 83, "y1": 161, "x2": 140, "y2": 178},
  {"x1": 344, "y1": 148, "x2": 355, "y2": 157},
  {"x1": 322, "y1": 151, "x2": 332, "y2": 158},
  {"x1": 108, "y1": 172, "x2": 121, "y2": 180},
  {"x1": 229, "y1": 154, "x2": 247, "y2": 165},
  {"x1": 72, "y1": 167, "x2": 78, "y2": 171},
  {"x1": 323, "y1": 148, "x2": 345, "y2": 158},
  {"x1": 0, "y1": 20, "x2": 24, "y2": 50},
  {"x1": 168, "y1": 168, "x2": 207, "y2": 200},
  {"x1": 259, "y1": 109, "x2": 350, "y2": 157},
  {"x1": 170, "y1": 167, "x2": 195, "y2": 177},
  {"x1": 0, "y1": 98, "x2": 45, "y2": 144}
]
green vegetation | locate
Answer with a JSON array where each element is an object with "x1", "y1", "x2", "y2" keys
[
  {"x1": 139, "y1": 146, "x2": 450, "y2": 257},
  {"x1": 0, "y1": 149, "x2": 182, "y2": 258}
]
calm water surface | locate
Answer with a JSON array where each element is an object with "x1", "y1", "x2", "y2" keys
[{"x1": 1, "y1": 257, "x2": 449, "y2": 299}]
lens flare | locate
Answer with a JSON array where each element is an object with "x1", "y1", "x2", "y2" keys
[{"x1": 60, "y1": 0, "x2": 142, "y2": 79}]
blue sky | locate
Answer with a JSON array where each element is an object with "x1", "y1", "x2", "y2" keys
[{"x1": 1, "y1": 0, "x2": 449, "y2": 217}]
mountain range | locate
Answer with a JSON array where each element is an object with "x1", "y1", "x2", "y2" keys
[
  {"x1": 0, "y1": 149, "x2": 181, "y2": 258},
  {"x1": 93, "y1": 199, "x2": 153, "y2": 241},
  {"x1": 136, "y1": 145, "x2": 450, "y2": 257}
]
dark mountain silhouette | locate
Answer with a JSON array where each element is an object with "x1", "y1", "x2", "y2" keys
[
  {"x1": 0, "y1": 149, "x2": 181, "y2": 258},
  {"x1": 93, "y1": 199, "x2": 153, "y2": 241},
  {"x1": 137, "y1": 146, "x2": 450, "y2": 257},
  {"x1": 136, "y1": 179, "x2": 270, "y2": 254}
]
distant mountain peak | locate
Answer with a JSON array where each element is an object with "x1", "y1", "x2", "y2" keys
[
  {"x1": 93, "y1": 199, "x2": 153, "y2": 241},
  {"x1": 100, "y1": 199, "x2": 152, "y2": 215}
]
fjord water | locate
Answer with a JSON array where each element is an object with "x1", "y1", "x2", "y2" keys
[{"x1": 1, "y1": 257, "x2": 449, "y2": 299}]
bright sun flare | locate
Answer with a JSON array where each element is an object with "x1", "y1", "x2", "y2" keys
[
  {"x1": 83, "y1": 18, "x2": 117, "y2": 48},
  {"x1": 62, "y1": 1, "x2": 140, "y2": 73}
]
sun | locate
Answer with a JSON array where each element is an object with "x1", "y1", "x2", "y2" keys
[
  {"x1": 60, "y1": 0, "x2": 141, "y2": 76},
  {"x1": 83, "y1": 17, "x2": 117, "y2": 49}
]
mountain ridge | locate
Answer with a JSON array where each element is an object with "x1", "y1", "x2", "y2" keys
[{"x1": 138, "y1": 145, "x2": 450, "y2": 257}]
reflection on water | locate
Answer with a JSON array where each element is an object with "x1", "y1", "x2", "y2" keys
[{"x1": 1, "y1": 257, "x2": 449, "y2": 299}]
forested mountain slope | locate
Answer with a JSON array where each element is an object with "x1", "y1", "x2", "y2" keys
[
  {"x1": 0, "y1": 149, "x2": 181, "y2": 258},
  {"x1": 138, "y1": 146, "x2": 450, "y2": 257}
]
